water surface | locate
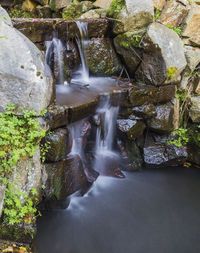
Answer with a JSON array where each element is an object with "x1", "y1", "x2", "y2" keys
[{"x1": 35, "y1": 167, "x2": 200, "y2": 253}]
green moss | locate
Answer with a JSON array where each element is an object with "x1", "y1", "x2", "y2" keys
[
  {"x1": 166, "y1": 67, "x2": 178, "y2": 80},
  {"x1": 118, "y1": 32, "x2": 142, "y2": 49},
  {"x1": 107, "y1": 0, "x2": 125, "y2": 19},
  {"x1": 62, "y1": 1, "x2": 94, "y2": 19},
  {"x1": 9, "y1": 9, "x2": 32, "y2": 18},
  {"x1": 168, "y1": 26, "x2": 182, "y2": 36}
]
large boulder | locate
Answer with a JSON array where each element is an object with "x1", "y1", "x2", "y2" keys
[
  {"x1": 0, "y1": 9, "x2": 53, "y2": 115},
  {"x1": 0, "y1": 7, "x2": 12, "y2": 26},
  {"x1": 62, "y1": 1, "x2": 94, "y2": 19},
  {"x1": 94, "y1": 0, "x2": 113, "y2": 9},
  {"x1": 113, "y1": 0, "x2": 154, "y2": 34},
  {"x1": 88, "y1": 38, "x2": 122, "y2": 76},
  {"x1": 144, "y1": 133, "x2": 188, "y2": 167},
  {"x1": 182, "y1": 4, "x2": 200, "y2": 47},
  {"x1": 136, "y1": 22, "x2": 187, "y2": 86},
  {"x1": 147, "y1": 99, "x2": 180, "y2": 132}
]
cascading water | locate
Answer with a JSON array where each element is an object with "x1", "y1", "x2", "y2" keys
[
  {"x1": 93, "y1": 94, "x2": 125, "y2": 178},
  {"x1": 73, "y1": 21, "x2": 90, "y2": 84},
  {"x1": 45, "y1": 37, "x2": 67, "y2": 85}
]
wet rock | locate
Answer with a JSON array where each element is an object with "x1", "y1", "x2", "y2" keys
[
  {"x1": 13, "y1": 18, "x2": 110, "y2": 43},
  {"x1": 0, "y1": 7, "x2": 12, "y2": 26},
  {"x1": 50, "y1": 0, "x2": 72, "y2": 11},
  {"x1": 157, "y1": 0, "x2": 188, "y2": 27},
  {"x1": 35, "y1": 0, "x2": 49, "y2": 5},
  {"x1": 118, "y1": 140, "x2": 142, "y2": 171},
  {"x1": 188, "y1": 143, "x2": 200, "y2": 165},
  {"x1": 117, "y1": 119, "x2": 146, "y2": 140},
  {"x1": 153, "y1": 0, "x2": 166, "y2": 10},
  {"x1": 69, "y1": 98, "x2": 98, "y2": 123},
  {"x1": 136, "y1": 23, "x2": 187, "y2": 85},
  {"x1": 182, "y1": 4, "x2": 200, "y2": 46},
  {"x1": 88, "y1": 38, "x2": 122, "y2": 76},
  {"x1": 180, "y1": 46, "x2": 200, "y2": 90},
  {"x1": 62, "y1": 1, "x2": 94, "y2": 19},
  {"x1": 94, "y1": 153, "x2": 125, "y2": 178},
  {"x1": 143, "y1": 133, "x2": 188, "y2": 167},
  {"x1": 129, "y1": 84, "x2": 177, "y2": 106},
  {"x1": 0, "y1": 184, "x2": 5, "y2": 217},
  {"x1": 113, "y1": 0, "x2": 154, "y2": 34},
  {"x1": 34, "y1": 5, "x2": 52, "y2": 18},
  {"x1": 42, "y1": 128, "x2": 71, "y2": 162},
  {"x1": 0, "y1": 0, "x2": 14, "y2": 7},
  {"x1": 189, "y1": 96, "x2": 200, "y2": 122},
  {"x1": 44, "y1": 105, "x2": 68, "y2": 130},
  {"x1": 44, "y1": 154, "x2": 88, "y2": 200},
  {"x1": 132, "y1": 104, "x2": 157, "y2": 119},
  {"x1": 147, "y1": 99, "x2": 179, "y2": 132},
  {"x1": 0, "y1": 15, "x2": 53, "y2": 115},
  {"x1": 114, "y1": 32, "x2": 143, "y2": 77}
]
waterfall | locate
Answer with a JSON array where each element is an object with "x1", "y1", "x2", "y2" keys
[
  {"x1": 45, "y1": 37, "x2": 67, "y2": 85},
  {"x1": 75, "y1": 21, "x2": 90, "y2": 84}
]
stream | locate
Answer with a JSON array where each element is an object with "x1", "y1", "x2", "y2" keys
[{"x1": 35, "y1": 167, "x2": 200, "y2": 253}]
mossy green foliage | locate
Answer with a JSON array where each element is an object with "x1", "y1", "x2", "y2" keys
[
  {"x1": 175, "y1": 90, "x2": 188, "y2": 103},
  {"x1": 107, "y1": 0, "x2": 125, "y2": 19},
  {"x1": 154, "y1": 8, "x2": 161, "y2": 20},
  {"x1": 0, "y1": 104, "x2": 46, "y2": 228},
  {"x1": 62, "y1": 1, "x2": 94, "y2": 19},
  {"x1": 118, "y1": 32, "x2": 142, "y2": 49},
  {"x1": 168, "y1": 26, "x2": 182, "y2": 36},
  {"x1": 166, "y1": 67, "x2": 178, "y2": 80},
  {"x1": 9, "y1": 9, "x2": 32, "y2": 18}
]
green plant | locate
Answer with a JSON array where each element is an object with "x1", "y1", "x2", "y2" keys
[
  {"x1": 168, "y1": 128, "x2": 189, "y2": 147},
  {"x1": 168, "y1": 26, "x2": 182, "y2": 36},
  {"x1": 9, "y1": 9, "x2": 32, "y2": 18},
  {"x1": 154, "y1": 8, "x2": 161, "y2": 20},
  {"x1": 107, "y1": 0, "x2": 125, "y2": 19},
  {"x1": 166, "y1": 67, "x2": 178, "y2": 79}
]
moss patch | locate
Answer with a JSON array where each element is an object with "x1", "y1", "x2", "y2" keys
[
  {"x1": 107, "y1": 0, "x2": 125, "y2": 19},
  {"x1": 167, "y1": 67, "x2": 178, "y2": 80}
]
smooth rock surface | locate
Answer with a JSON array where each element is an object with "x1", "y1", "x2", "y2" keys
[
  {"x1": 189, "y1": 96, "x2": 200, "y2": 122},
  {"x1": 138, "y1": 22, "x2": 187, "y2": 85},
  {"x1": 0, "y1": 7, "x2": 12, "y2": 26},
  {"x1": 0, "y1": 19, "x2": 53, "y2": 115},
  {"x1": 0, "y1": 184, "x2": 5, "y2": 218},
  {"x1": 94, "y1": 0, "x2": 113, "y2": 9}
]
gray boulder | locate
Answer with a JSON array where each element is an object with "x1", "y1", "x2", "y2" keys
[
  {"x1": 0, "y1": 6, "x2": 12, "y2": 26},
  {"x1": 189, "y1": 96, "x2": 200, "y2": 122},
  {"x1": 0, "y1": 16, "x2": 53, "y2": 115},
  {"x1": 113, "y1": 0, "x2": 154, "y2": 34},
  {"x1": 136, "y1": 22, "x2": 187, "y2": 86}
]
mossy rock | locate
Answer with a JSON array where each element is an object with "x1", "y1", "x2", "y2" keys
[{"x1": 62, "y1": 1, "x2": 94, "y2": 19}]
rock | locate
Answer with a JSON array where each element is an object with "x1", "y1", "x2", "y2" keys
[
  {"x1": 180, "y1": 46, "x2": 200, "y2": 89},
  {"x1": 147, "y1": 99, "x2": 179, "y2": 132},
  {"x1": 22, "y1": 0, "x2": 37, "y2": 11},
  {"x1": 0, "y1": 19, "x2": 53, "y2": 115},
  {"x1": 34, "y1": 5, "x2": 52, "y2": 18},
  {"x1": 113, "y1": 31, "x2": 144, "y2": 77},
  {"x1": 118, "y1": 139, "x2": 143, "y2": 171},
  {"x1": 143, "y1": 133, "x2": 188, "y2": 167},
  {"x1": 62, "y1": 1, "x2": 94, "y2": 19},
  {"x1": 42, "y1": 128, "x2": 71, "y2": 162},
  {"x1": 13, "y1": 18, "x2": 110, "y2": 43},
  {"x1": 35, "y1": 0, "x2": 49, "y2": 5},
  {"x1": 88, "y1": 38, "x2": 122, "y2": 76},
  {"x1": 157, "y1": 0, "x2": 188, "y2": 27},
  {"x1": 136, "y1": 22, "x2": 187, "y2": 85},
  {"x1": 44, "y1": 154, "x2": 88, "y2": 200},
  {"x1": 153, "y1": 0, "x2": 166, "y2": 10},
  {"x1": 8, "y1": 148, "x2": 42, "y2": 196},
  {"x1": 113, "y1": 0, "x2": 154, "y2": 34},
  {"x1": 195, "y1": 79, "x2": 200, "y2": 94},
  {"x1": 117, "y1": 119, "x2": 146, "y2": 140},
  {"x1": 188, "y1": 143, "x2": 200, "y2": 165},
  {"x1": 129, "y1": 84, "x2": 177, "y2": 106},
  {"x1": 94, "y1": 0, "x2": 113, "y2": 9},
  {"x1": 0, "y1": 7, "x2": 12, "y2": 26},
  {"x1": 0, "y1": 0, "x2": 14, "y2": 7},
  {"x1": 80, "y1": 9, "x2": 106, "y2": 19},
  {"x1": 182, "y1": 4, "x2": 200, "y2": 46},
  {"x1": 0, "y1": 184, "x2": 5, "y2": 217},
  {"x1": 189, "y1": 96, "x2": 200, "y2": 122},
  {"x1": 50, "y1": 0, "x2": 72, "y2": 11},
  {"x1": 132, "y1": 104, "x2": 157, "y2": 119}
]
